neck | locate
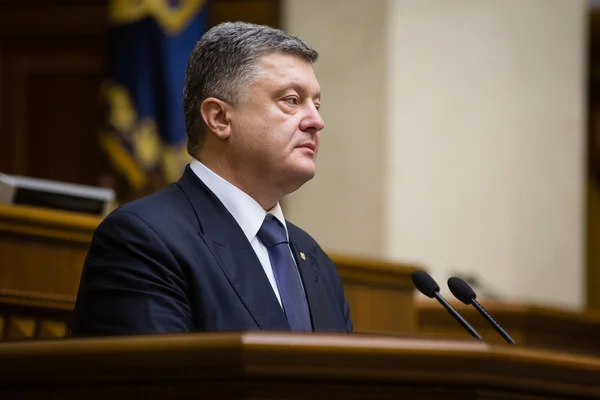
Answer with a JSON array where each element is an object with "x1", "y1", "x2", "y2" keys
[{"x1": 197, "y1": 152, "x2": 280, "y2": 211}]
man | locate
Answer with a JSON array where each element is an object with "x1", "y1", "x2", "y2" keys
[{"x1": 70, "y1": 22, "x2": 353, "y2": 336}]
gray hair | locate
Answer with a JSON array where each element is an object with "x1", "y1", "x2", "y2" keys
[{"x1": 183, "y1": 21, "x2": 319, "y2": 155}]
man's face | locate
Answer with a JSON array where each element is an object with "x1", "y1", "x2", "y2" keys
[{"x1": 228, "y1": 52, "x2": 324, "y2": 195}]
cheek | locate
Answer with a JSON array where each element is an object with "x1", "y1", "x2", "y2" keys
[
  {"x1": 243, "y1": 106, "x2": 297, "y2": 153},
  {"x1": 236, "y1": 113, "x2": 271, "y2": 148},
  {"x1": 270, "y1": 114, "x2": 297, "y2": 144}
]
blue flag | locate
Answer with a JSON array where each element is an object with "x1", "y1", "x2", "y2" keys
[{"x1": 101, "y1": 0, "x2": 209, "y2": 191}]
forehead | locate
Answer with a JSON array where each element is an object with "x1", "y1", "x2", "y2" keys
[{"x1": 254, "y1": 53, "x2": 320, "y2": 91}]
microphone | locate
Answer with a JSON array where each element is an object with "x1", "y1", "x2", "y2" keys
[
  {"x1": 453, "y1": 272, "x2": 502, "y2": 300},
  {"x1": 412, "y1": 271, "x2": 483, "y2": 341},
  {"x1": 448, "y1": 276, "x2": 515, "y2": 345}
]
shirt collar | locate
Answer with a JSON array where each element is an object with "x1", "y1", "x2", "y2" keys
[{"x1": 189, "y1": 158, "x2": 288, "y2": 242}]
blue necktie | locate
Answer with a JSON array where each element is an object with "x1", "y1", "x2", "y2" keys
[{"x1": 257, "y1": 215, "x2": 312, "y2": 331}]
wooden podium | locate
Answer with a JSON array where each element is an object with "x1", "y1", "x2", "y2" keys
[
  {"x1": 2, "y1": 332, "x2": 600, "y2": 399},
  {"x1": 0, "y1": 204, "x2": 420, "y2": 339}
]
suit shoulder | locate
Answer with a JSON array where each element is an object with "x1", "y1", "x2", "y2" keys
[
  {"x1": 286, "y1": 220, "x2": 316, "y2": 244},
  {"x1": 286, "y1": 220, "x2": 329, "y2": 257},
  {"x1": 105, "y1": 183, "x2": 195, "y2": 232}
]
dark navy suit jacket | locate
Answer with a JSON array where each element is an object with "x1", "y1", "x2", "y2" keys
[{"x1": 70, "y1": 166, "x2": 352, "y2": 336}]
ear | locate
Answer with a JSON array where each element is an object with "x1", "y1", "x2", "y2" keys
[{"x1": 200, "y1": 97, "x2": 231, "y2": 140}]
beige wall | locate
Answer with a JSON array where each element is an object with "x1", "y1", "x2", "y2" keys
[
  {"x1": 283, "y1": 0, "x2": 587, "y2": 308},
  {"x1": 283, "y1": 0, "x2": 387, "y2": 257}
]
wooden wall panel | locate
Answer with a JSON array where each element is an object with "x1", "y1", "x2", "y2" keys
[
  {"x1": 6, "y1": 53, "x2": 106, "y2": 183},
  {"x1": 0, "y1": 0, "x2": 109, "y2": 186},
  {"x1": 212, "y1": 0, "x2": 280, "y2": 28}
]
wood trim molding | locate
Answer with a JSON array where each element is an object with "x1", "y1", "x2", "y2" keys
[
  {"x1": 0, "y1": 204, "x2": 101, "y2": 243},
  {"x1": 0, "y1": 288, "x2": 75, "y2": 310},
  {"x1": 331, "y1": 252, "x2": 422, "y2": 288}
]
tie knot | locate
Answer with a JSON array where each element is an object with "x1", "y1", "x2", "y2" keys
[{"x1": 257, "y1": 215, "x2": 288, "y2": 248}]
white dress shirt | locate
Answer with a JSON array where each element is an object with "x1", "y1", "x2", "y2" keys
[{"x1": 190, "y1": 158, "x2": 296, "y2": 307}]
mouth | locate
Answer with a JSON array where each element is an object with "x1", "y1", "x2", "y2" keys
[{"x1": 296, "y1": 142, "x2": 316, "y2": 152}]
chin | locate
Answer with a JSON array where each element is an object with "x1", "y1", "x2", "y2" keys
[
  {"x1": 292, "y1": 167, "x2": 316, "y2": 183},
  {"x1": 279, "y1": 163, "x2": 316, "y2": 193},
  {"x1": 295, "y1": 160, "x2": 317, "y2": 180}
]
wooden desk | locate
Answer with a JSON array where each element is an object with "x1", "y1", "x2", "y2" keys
[
  {"x1": 0, "y1": 204, "x2": 419, "y2": 339},
  {"x1": 417, "y1": 299, "x2": 600, "y2": 356},
  {"x1": 2, "y1": 332, "x2": 600, "y2": 399},
  {"x1": 0, "y1": 204, "x2": 97, "y2": 339}
]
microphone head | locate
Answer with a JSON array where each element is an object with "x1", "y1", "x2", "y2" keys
[
  {"x1": 448, "y1": 276, "x2": 477, "y2": 305},
  {"x1": 412, "y1": 271, "x2": 440, "y2": 298}
]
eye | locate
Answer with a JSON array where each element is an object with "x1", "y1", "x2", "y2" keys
[
  {"x1": 314, "y1": 103, "x2": 321, "y2": 111},
  {"x1": 283, "y1": 97, "x2": 298, "y2": 106}
]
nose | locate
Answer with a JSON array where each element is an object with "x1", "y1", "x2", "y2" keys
[{"x1": 300, "y1": 103, "x2": 325, "y2": 133}]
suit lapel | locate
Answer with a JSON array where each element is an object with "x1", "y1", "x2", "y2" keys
[
  {"x1": 289, "y1": 239, "x2": 339, "y2": 332},
  {"x1": 177, "y1": 166, "x2": 290, "y2": 331},
  {"x1": 206, "y1": 233, "x2": 290, "y2": 331}
]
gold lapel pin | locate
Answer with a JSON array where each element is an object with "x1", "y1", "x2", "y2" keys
[{"x1": 300, "y1": 252, "x2": 306, "y2": 261}]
